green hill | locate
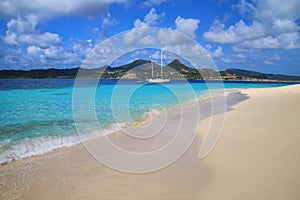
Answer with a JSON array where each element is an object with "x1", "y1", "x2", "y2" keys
[{"x1": 1, "y1": 60, "x2": 300, "y2": 81}]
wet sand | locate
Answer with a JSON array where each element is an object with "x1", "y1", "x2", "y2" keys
[{"x1": 1, "y1": 85, "x2": 300, "y2": 200}]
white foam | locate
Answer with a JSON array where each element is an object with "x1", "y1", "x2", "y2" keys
[
  {"x1": 147, "y1": 108, "x2": 161, "y2": 118},
  {"x1": 0, "y1": 122, "x2": 128, "y2": 165}
]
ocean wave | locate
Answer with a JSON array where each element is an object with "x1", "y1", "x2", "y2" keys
[
  {"x1": 0, "y1": 122, "x2": 127, "y2": 165},
  {"x1": 0, "y1": 93, "x2": 208, "y2": 165}
]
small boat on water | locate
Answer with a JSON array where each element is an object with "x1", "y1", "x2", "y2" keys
[
  {"x1": 147, "y1": 49, "x2": 170, "y2": 83},
  {"x1": 147, "y1": 77, "x2": 170, "y2": 83}
]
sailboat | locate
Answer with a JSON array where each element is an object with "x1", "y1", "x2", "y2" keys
[{"x1": 147, "y1": 50, "x2": 170, "y2": 83}]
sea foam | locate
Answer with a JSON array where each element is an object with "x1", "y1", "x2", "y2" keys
[{"x1": 0, "y1": 123, "x2": 127, "y2": 165}]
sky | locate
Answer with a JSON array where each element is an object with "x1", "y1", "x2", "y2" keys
[{"x1": 0, "y1": 0, "x2": 300, "y2": 75}]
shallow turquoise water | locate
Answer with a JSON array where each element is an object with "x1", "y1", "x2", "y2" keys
[{"x1": 0, "y1": 79, "x2": 294, "y2": 164}]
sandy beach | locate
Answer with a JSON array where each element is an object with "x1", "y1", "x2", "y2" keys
[{"x1": 1, "y1": 84, "x2": 300, "y2": 200}]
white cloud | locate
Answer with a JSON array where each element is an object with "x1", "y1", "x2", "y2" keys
[
  {"x1": 1, "y1": 0, "x2": 122, "y2": 54},
  {"x1": 203, "y1": 0, "x2": 300, "y2": 49},
  {"x1": 101, "y1": 13, "x2": 117, "y2": 30},
  {"x1": 144, "y1": 8, "x2": 164, "y2": 26},
  {"x1": 203, "y1": 19, "x2": 266, "y2": 44},
  {"x1": 157, "y1": 29, "x2": 193, "y2": 45},
  {"x1": 0, "y1": 0, "x2": 127, "y2": 69},
  {"x1": 8, "y1": 38, "x2": 94, "y2": 69},
  {"x1": 123, "y1": 28, "x2": 155, "y2": 46},
  {"x1": 18, "y1": 41, "x2": 91, "y2": 69},
  {"x1": 27, "y1": 46, "x2": 42, "y2": 54},
  {"x1": 44, "y1": 46, "x2": 63, "y2": 59},
  {"x1": 143, "y1": 0, "x2": 168, "y2": 7},
  {"x1": 124, "y1": 9, "x2": 166, "y2": 46},
  {"x1": 175, "y1": 16, "x2": 200, "y2": 39},
  {"x1": 6, "y1": 16, "x2": 38, "y2": 35},
  {"x1": 272, "y1": 19, "x2": 298, "y2": 32},
  {"x1": 130, "y1": 15, "x2": 200, "y2": 46},
  {"x1": 233, "y1": 53, "x2": 246, "y2": 59},
  {"x1": 2, "y1": 31, "x2": 18, "y2": 45},
  {"x1": 221, "y1": 57, "x2": 235, "y2": 64},
  {"x1": 2, "y1": 16, "x2": 39, "y2": 45},
  {"x1": 18, "y1": 32, "x2": 61, "y2": 48},
  {"x1": 91, "y1": 27, "x2": 100, "y2": 34},
  {"x1": 208, "y1": 46, "x2": 224, "y2": 59},
  {"x1": 241, "y1": 32, "x2": 300, "y2": 49},
  {"x1": 138, "y1": 35, "x2": 156, "y2": 46},
  {"x1": 0, "y1": 0, "x2": 127, "y2": 20},
  {"x1": 133, "y1": 8, "x2": 164, "y2": 28},
  {"x1": 233, "y1": 0, "x2": 255, "y2": 16},
  {"x1": 253, "y1": 0, "x2": 300, "y2": 22},
  {"x1": 263, "y1": 60, "x2": 273, "y2": 65},
  {"x1": 72, "y1": 40, "x2": 93, "y2": 54},
  {"x1": 231, "y1": 45, "x2": 257, "y2": 53},
  {"x1": 134, "y1": 19, "x2": 149, "y2": 28},
  {"x1": 3, "y1": 28, "x2": 62, "y2": 48}
]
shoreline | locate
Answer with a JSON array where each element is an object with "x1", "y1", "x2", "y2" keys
[
  {"x1": 0, "y1": 88, "x2": 224, "y2": 166},
  {"x1": 1, "y1": 84, "x2": 300, "y2": 199}
]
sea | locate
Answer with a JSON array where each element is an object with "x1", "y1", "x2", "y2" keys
[{"x1": 0, "y1": 78, "x2": 295, "y2": 164}]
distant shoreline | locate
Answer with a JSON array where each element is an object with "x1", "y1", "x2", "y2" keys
[
  {"x1": 1, "y1": 77, "x2": 300, "y2": 84},
  {"x1": 1, "y1": 59, "x2": 300, "y2": 81}
]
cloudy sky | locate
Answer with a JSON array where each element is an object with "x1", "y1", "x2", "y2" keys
[{"x1": 0, "y1": 0, "x2": 299, "y2": 75}]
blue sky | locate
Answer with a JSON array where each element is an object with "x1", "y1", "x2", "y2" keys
[{"x1": 0, "y1": 0, "x2": 300, "y2": 75}]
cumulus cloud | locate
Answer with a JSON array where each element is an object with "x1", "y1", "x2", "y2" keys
[
  {"x1": 18, "y1": 32, "x2": 61, "y2": 48},
  {"x1": 124, "y1": 8, "x2": 166, "y2": 46},
  {"x1": 253, "y1": 0, "x2": 300, "y2": 21},
  {"x1": 205, "y1": 45, "x2": 224, "y2": 59},
  {"x1": 2, "y1": 31, "x2": 18, "y2": 46},
  {"x1": 6, "y1": 16, "x2": 38, "y2": 35},
  {"x1": 133, "y1": 19, "x2": 149, "y2": 29},
  {"x1": 0, "y1": 0, "x2": 126, "y2": 20},
  {"x1": 0, "y1": 0, "x2": 126, "y2": 69},
  {"x1": 210, "y1": 46, "x2": 224, "y2": 59},
  {"x1": 2, "y1": 32, "x2": 93, "y2": 69},
  {"x1": 233, "y1": 0, "x2": 255, "y2": 16},
  {"x1": 157, "y1": 29, "x2": 193, "y2": 45},
  {"x1": 128, "y1": 9, "x2": 200, "y2": 47},
  {"x1": 175, "y1": 16, "x2": 200, "y2": 39},
  {"x1": 2, "y1": 16, "x2": 62, "y2": 48},
  {"x1": 123, "y1": 28, "x2": 156, "y2": 46},
  {"x1": 203, "y1": 19, "x2": 266, "y2": 44},
  {"x1": 7, "y1": 40, "x2": 92, "y2": 69},
  {"x1": 241, "y1": 32, "x2": 300, "y2": 49},
  {"x1": 3, "y1": 16, "x2": 39, "y2": 45},
  {"x1": 133, "y1": 8, "x2": 164, "y2": 28},
  {"x1": 203, "y1": 0, "x2": 300, "y2": 49}
]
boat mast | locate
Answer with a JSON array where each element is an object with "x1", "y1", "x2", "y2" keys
[
  {"x1": 151, "y1": 59, "x2": 154, "y2": 78},
  {"x1": 160, "y1": 49, "x2": 163, "y2": 79}
]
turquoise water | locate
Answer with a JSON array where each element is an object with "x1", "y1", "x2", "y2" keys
[{"x1": 0, "y1": 79, "x2": 294, "y2": 164}]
